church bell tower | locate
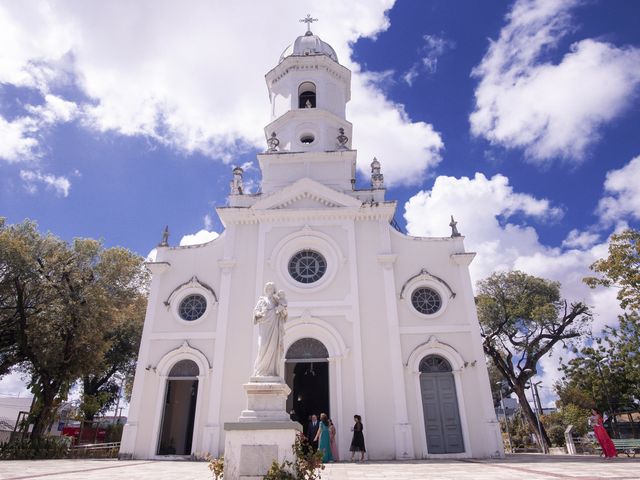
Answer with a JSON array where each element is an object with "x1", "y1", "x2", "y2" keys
[{"x1": 257, "y1": 15, "x2": 356, "y2": 195}]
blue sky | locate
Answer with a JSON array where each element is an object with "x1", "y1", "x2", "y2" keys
[{"x1": 1, "y1": 0, "x2": 639, "y2": 401}]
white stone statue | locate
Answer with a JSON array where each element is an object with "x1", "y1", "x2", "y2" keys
[{"x1": 252, "y1": 282, "x2": 288, "y2": 378}]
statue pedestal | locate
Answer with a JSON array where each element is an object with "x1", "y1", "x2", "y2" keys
[
  {"x1": 223, "y1": 422, "x2": 301, "y2": 480},
  {"x1": 239, "y1": 381, "x2": 291, "y2": 422},
  {"x1": 223, "y1": 380, "x2": 301, "y2": 479}
]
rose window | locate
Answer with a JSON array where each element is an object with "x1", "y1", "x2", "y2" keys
[
  {"x1": 288, "y1": 250, "x2": 327, "y2": 284},
  {"x1": 411, "y1": 287, "x2": 442, "y2": 315},
  {"x1": 178, "y1": 294, "x2": 207, "y2": 321}
]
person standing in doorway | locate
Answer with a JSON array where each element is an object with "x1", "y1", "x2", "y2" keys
[
  {"x1": 349, "y1": 414, "x2": 366, "y2": 462},
  {"x1": 329, "y1": 418, "x2": 339, "y2": 461},
  {"x1": 307, "y1": 414, "x2": 319, "y2": 452},
  {"x1": 314, "y1": 413, "x2": 334, "y2": 462},
  {"x1": 589, "y1": 409, "x2": 617, "y2": 459}
]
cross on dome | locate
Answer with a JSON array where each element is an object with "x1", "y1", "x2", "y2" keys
[{"x1": 299, "y1": 14, "x2": 318, "y2": 34}]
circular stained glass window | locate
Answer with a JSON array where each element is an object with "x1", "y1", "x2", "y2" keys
[
  {"x1": 288, "y1": 250, "x2": 327, "y2": 284},
  {"x1": 411, "y1": 287, "x2": 442, "y2": 315},
  {"x1": 178, "y1": 294, "x2": 207, "y2": 321}
]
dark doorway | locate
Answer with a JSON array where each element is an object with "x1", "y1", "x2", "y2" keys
[
  {"x1": 285, "y1": 338, "x2": 329, "y2": 435},
  {"x1": 419, "y1": 355, "x2": 464, "y2": 454},
  {"x1": 157, "y1": 360, "x2": 199, "y2": 455}
]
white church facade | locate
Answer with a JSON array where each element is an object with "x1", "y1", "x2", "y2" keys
[{"x1": 120, "y1": 24, "x2": 503, "y2": 461}]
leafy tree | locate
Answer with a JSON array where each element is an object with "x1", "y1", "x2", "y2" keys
[
  {"x1": 556, "y1": 312, "x2": 640, "y2": 424},
  {"x1": 0, "y1": 219, "x2": 147, "y2": 438},
  {"x1": 584, "y1": 229, "x2": 640, "y2": 312},
  {"x1": 476, "y1": 271, "x2": 591, "y2": 449},
  {"x1": 80, "y1": 294, "x2": 147, "y2": 420}
]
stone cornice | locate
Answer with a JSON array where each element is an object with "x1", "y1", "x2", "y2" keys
[
  {"x1": 264, "y1": 108, "x2": 352, "y2": 139},
  {"x1": 216, "y1": 202, "x2": 397, "y2": 226},
  {"x1": 265, "y1": 55, "x2": 351, "y2": 100}
]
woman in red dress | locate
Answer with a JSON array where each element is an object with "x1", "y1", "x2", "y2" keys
[{"x1": 590, "y1": 409, "x2": 617, "y2": 458}]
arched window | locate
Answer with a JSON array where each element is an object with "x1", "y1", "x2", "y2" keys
[
  {"x1": 298, "y1": 82, "x2": 316, "y2": 108},
  {"x1": 168, "y1": 359, "x2": 199, "y2": 377},
  {"x1": 286, "y1": 337, "x2": 328, "y2": 360},
  {"x1": 419, "y1": 355, "x2": 452, "y2": 373}
]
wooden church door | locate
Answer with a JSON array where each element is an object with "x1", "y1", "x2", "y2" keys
[{"x1": 419, "y1": 355, "x2": 464, "y2": 454}]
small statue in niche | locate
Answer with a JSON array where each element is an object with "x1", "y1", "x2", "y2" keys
[
  {"x1": 230, "y1": 166, "x2": 244, "y2": 195},
  {"x1": 267, "y1": 132, "x2": 280, "y2": 152},
  {"x1": 305, "y1": 99, "x2": 312, "y2": 108}
]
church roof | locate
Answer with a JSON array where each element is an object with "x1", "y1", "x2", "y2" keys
[{"x1": 279, "y1": 31, "x2": 339, "y2": 64}]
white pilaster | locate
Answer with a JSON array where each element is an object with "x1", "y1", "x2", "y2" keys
[
  {"x1": 345, "y1": 221, "x2": 366, "y2": 419},
  {"x1": 377, "y1": 222, "x2": 414, "y2": 459},
  {"x1": 204, "y1": 225, "x2": 237, "y2": 457}
]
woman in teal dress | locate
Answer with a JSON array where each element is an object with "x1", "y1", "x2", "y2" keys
[{"x1": 314, "y1": 413, "x2": 334, "y2": 462}]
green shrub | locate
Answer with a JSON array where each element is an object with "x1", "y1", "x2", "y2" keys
[
  {"x1": 105, "y1": 423, "x2": 123, "y2": 443},
  {"x1": 0, "y1": 436, "x2": 70, "y2": 460},
  {"x1": 547, "y1": 425, "x2": 566, "y2": 447}
]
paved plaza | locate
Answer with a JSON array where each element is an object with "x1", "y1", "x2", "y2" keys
[{"x1": 0, "y1": 455, "x2": 638, "y2": 480}]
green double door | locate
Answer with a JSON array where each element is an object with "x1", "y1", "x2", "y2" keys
[{"x1": 420, "y1": 372, "x2": 464, "y2": 454}]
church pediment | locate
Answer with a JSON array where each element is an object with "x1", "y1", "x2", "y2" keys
[{"x1": 252, "y1": 178, "x2": 361, "y2": 211}]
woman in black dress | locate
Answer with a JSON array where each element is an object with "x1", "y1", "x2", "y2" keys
[{"x1": 349, "y1": 414, "x2": 366, "y2": 462}]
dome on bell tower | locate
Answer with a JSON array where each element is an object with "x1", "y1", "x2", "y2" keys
[{"x1": 279, "y1": 31, "x2": 339, "y2": 64}]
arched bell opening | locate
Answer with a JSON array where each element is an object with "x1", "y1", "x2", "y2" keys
[
  {"x1": 298, "y1": 82, "x2": 316, "y2": 108},
  {"x1": 157, "y1": 359, "x2": 199, "y2": 455},
  {"x1": 419, "y1": 355, "x2": 465, "y2": 454},
  {"x1": 285, "y1": 337, "x2": 329, "y2": 434}
]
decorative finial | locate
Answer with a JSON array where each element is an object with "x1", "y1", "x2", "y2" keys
[
  {"x1": 267, "y1": 132, "x2": 280, "y2": 152},
  {"x1": 299, "y1": 14, "x2": 318, "y2": 35},
  {"x1": 371, "y1": 157, "x2": 384, "y2": 189},
  {"x1": 449, "y1": 215, "x2": 461, "y2": 237},
  {"x1": 159, "y1": 226, "x2": 169, "y2": 247},
  {"x1": 337, "y1": 127, "x2": 349, "y2": 149},
  {"x1": 230, "y1": 166, "x2": 244, "y2": 195}
]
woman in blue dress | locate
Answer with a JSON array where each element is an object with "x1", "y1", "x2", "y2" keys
[{"x1": 314, "y1": 413, "x2": 334, "y2": 462}]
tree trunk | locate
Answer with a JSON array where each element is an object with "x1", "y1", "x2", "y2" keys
[
  {"x1": 512, "y1": 385, "x2": 551, "y2": 451},
  {"x1": 30, "y1": 383, "x2": 59, "y2": 441}
]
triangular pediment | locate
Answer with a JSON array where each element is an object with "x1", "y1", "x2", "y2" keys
[{"x1": 252, "y1": 178, "x2": 362, "y2": 211}]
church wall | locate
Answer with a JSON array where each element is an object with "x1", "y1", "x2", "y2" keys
[
  {"x1": 216, "y1": 224, "x2": 262, "y2": 430},
  {"x1": 352, "y1": 219, "x2": 402, "y2": 459},
  {"x1": 390, "y1": 229, "x2": 502, "y2": 458},
  {"x1": 261, "y1": 223, "x2": 351, "y2": 302}
]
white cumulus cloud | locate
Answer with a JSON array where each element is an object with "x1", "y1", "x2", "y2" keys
[
  {"x1": 470, "y1": 0, "x2": 640, "y2": 164},
  {"x1": 404, "y1": 172, "x2": 563, "y2": 280},
  {"x1": 0, "y1": 116, "x2": 38, "y2": 163},
  {"x1": 19, "y1": 169, "x2": 71, "y2": 197},
  {"x1": 179, "y1": 229, "x2": 219, "y2": 246},
  {"x1": 403, "y1": 172, "x2": 619, "y2": 332},
  {"x1": 0, "y1": 0, "x2": 443, "y2": 186},
  {"x1": 597, "y1": 155, "x2": 640, "y2": 226},
  {"x1": 562, "y1": 228, "x2": 600, "y2": 249},
  {"x1": 0, "y1": 94, "x2": 79, "y2": 164}
]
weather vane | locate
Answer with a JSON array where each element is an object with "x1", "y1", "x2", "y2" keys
[{"x1": 299, "y1": 14, "x2": 318, "y2": 34}]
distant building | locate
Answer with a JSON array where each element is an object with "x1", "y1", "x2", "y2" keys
[
  {"x1": 120, "y1": 24, "x2": 502, "y2": 461},
  {"x1": 0, "y1": 396, "x2": 32, "y2": 442}
]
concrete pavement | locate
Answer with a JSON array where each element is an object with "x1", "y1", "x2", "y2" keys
[{"x1": 0, "y1": 454, "x2": 638, "y2": 480}]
